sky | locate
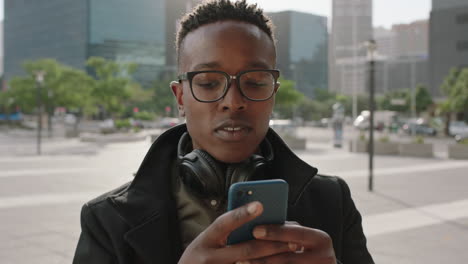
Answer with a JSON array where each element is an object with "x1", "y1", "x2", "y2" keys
[
  {"x1": 0, "y1": 0, "x2": 431, "y2": 29},
  {"x1": 246, "y1": 0, "x2": 431, "y2": 28}
]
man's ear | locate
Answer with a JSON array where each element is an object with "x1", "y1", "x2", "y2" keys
[{"x1": 170, "y1": 81, "x2": 185, "y2": 117}]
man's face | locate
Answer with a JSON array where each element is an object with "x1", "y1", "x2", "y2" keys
[{"x1": 172, "y1": 21, "x2": 278, "y2": 163}]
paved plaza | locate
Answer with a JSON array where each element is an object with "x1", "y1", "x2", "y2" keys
[{"x1": 1, "y1": 126, "x2": 467, "y2": 263}]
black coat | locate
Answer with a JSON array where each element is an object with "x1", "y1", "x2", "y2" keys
[{"x1": 73, "y1": 125, "x2": 374, "y2": 264}]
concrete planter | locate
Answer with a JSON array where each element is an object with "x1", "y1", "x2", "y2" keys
[
  {"x1": 349, "y1": 140, "x2": 367, "y2": 153},
  {"x1": 283, "y1": 136, "x2": 307, "y2": 150},
  {"x1": 399, "y1": 143, "x2": 433, "y2": 158},
  {"x1": 448, "y1": 144, "x2": 468, "y2": 159},
  {"x1": 374, "y1": 141, "x2": 399, "y2": 155}
]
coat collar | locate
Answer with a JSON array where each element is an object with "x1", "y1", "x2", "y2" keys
[{"x1": 110, "y1": 124, "x2": 317, "y2": 263}]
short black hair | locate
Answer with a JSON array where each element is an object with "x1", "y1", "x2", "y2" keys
[{"x1": 176, "y1": 0, "x2": 275, "y2": 62}]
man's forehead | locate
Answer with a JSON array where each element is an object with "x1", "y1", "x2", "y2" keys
[
  {"x1": 178, "y1": 20, "x2": 276, "y2": 70},
  {"x1": 191, "y1": 61, "x2": 272, "y2": 71}
]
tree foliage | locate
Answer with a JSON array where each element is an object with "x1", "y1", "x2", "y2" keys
[
  {"x1": 415, "y1": 84, "x2": 433, "y2": 114},
  {"x1": 86, "y1": 57, "x2": 140, "y2": 118},
  {"x1": 273, "y1": 78, "x2": 305, "y2": 118},
  {"x1": 6, "y1": 59, "x2": 93, "y2": 114},
  {"x1": 378, "y1": 89, "x2": 410, "y2": 113},
  {"x1": 150, "y1": 78, "x2": 177, "y2": 116},
  {"x1": 274, "y1": 78, "x2": 305, "y2": 107},
  {"x1": 440, "y1": 68, "x2": 468, "y2": 114}
]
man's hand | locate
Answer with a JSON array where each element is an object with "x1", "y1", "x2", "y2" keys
[
  {"x1": 178, "y1": 202, "x2": 336, "y2": 264},
  {"x1": 249, "y1": 221, "x2": 337, "y2": 264},
  {"x1": 178, "y1": 202, "x2": 296, "y2": 264}
]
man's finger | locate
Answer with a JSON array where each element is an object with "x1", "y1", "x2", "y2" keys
[
  {"x1": 202, "y1": 201, "x2": 263, "y2": 246},
  {"x1": 214, "y1": 240, "x2": 294, "y2": 262},
  {"x1": 253, "y1": 224, "x2": 332, "y2": 249},
  {"x1": 249, "y1": 251, "x2": 336, "y2": 264}
]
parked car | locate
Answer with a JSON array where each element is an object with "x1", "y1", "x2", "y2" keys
[
  {"x1": 449, "y1": 121, "x2": 468, "y2": 137},
  {"x1": 157, "y1": 117, "x2": 182, "y2": 129},
  {"x1": 0, "y1": 112, "x2": 22, "y2": 121},
  {"x1": 353, "y1": 110, "x2": 395, "y2": 131},
  {"x1": 402, "y1": 122, "x2": 437, "y2": 136}
]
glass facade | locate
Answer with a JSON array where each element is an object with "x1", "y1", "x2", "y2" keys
[
  {"x1": 5, "y1": 0, "x2": 169, "y2": 87},
  {"x1": 88, "y1": 0, "x2": 166, "y2": 86},
  {"x1": 4, "y1": 0, "x2": 88, "y2": 80},
  {"x1": 290, "y1": 13, "x2": 328, "y2": 98},
  {"x1": 269, "y1": 11, "x2": 329, "y2": 98}
]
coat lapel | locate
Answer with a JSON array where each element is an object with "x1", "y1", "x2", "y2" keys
[
  {"x1": 110, "y1": 125, "x2": 186, "y2": 264},
  {"x1": 124, "y1": 208, "x2": 182, "y2": 264},
  {"x1": 265, "y1": 129, "x2": 318, "y2": 205}
]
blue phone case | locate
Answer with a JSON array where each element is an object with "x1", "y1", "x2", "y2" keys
[{"x1": 226, "y1": 179, "x2": 288, "y2": 245}]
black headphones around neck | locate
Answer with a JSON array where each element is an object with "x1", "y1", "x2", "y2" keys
[{"x1": 177, "y1": 132, "x2": 274, "y2": 200}]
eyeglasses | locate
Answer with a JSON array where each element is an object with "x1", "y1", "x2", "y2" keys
[{"x1": 177, "y1": 69, "x2": 280, "y2": 103}]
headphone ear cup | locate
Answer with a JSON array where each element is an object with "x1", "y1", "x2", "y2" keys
[
  {"x1": 179, "y1": 149, "x2": 225, "y2": 199},
  {"x1": 227, "y1": 154, "x2": 267, "y2": 187}
]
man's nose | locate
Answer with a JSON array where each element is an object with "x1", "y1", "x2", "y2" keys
[{"x1": 219, "y1": 81, "x2": 247, "y2": 111}]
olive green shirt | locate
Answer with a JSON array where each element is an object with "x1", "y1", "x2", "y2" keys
[{"x1": 172, "y1": 167, "x2": 226, "y2": 249}]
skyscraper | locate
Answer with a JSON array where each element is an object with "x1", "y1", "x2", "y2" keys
[
  {"x1": 269, "y1": 11, "x2": 328, "y2": 98},
  {"x1": 429, "y1": 0, "x2": 468, "y2": 97},
  {"x1": 392, "y1": 20, "x2": 428, "y2": 58},
  {"x1": 374, "y1": 26, "x2": 396, "y2": 60},
  {"x1": 374, "y1": 20, "x2": 430, "y2": 95},
  {"x1": 4, "y1": 0, "x2": 198, "y2": 87},
  {"x1": 330, "y1": 0, "x2": 373, "y2": 115}
]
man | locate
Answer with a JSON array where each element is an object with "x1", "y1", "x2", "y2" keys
[{"x1": 73, "y1": 1, "x2": 374, "y2": 264}]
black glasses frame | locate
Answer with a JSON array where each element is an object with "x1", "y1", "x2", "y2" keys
[{"x1": 177, "y1": 69, "x2": 280, "y2": 103}]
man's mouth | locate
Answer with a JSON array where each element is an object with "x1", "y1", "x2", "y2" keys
[
  {"x1": 215, "y1": 120, "x2": 251, "y2": 141},
  {"x1": 221, "y1": 126, "x2": 243, "y2": 132}
]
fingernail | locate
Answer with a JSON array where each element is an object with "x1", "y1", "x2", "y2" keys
[
  {"x1": 253, "y1": 227, "x2": 266, "y2": 238},
  {"x1": 247, "y1": 202, "x2": 258, "y2": 215},
  {"x1": 288, "y1": 242, "x2": 298, "y2": 251}
]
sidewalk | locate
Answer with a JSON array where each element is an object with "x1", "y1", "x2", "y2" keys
[
  {"x1": 1, "y1": 127, "x2": 466, "y2": 264},
  {"x1": 0, "y1": 127, "x2": 158, "y2": 157},
  {"x1": 303, "y1": 141, "x2": 468, "y2": 264}
]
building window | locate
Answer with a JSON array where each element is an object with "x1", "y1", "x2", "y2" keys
[
  {"x1": 457, "y1": 41, "x2": 468, "y2": 51},
  {"x1": 456, "y1": 13, "x2": 468, "y2": 24}
]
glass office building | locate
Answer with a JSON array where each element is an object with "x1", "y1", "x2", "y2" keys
[
  {"x1": 4, "y1": 0, "x2": 168, "y2": 87},
  {"x1": 269, "y1": 11, "x2": 328, "y2": 99}
]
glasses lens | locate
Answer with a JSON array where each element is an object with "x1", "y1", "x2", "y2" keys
[
  {"x1": 240, "y1": 71, "x2": 275, "y2": 100},
  {"x1": 191, "y1": 72, "x2": 227, "y2": 101}
]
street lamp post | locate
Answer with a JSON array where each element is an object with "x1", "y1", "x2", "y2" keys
[
  {"x1": 365, "y1": 39, "x2": 377, "y2": 192},
  {"x1": 47, "y1": 89, "x2": 54, "y2": 138},
  {"x1": 35, "y1": 71, "x2": 46, "y2": 155}
]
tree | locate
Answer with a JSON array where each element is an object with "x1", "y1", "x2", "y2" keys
[
  {"x1": 86, "y1": 57, "x2": 140, "y2": 119},
  {"x1": 439, "y1": 67, "x2": 468, "y2": 135},
  {"x1": 7, "y1": 59, "x2": 93, "y2": 134},
  {"x1": 296, "y1": 98, "x2": 331, "y2": 121},
  {"x1": 150, "y1": 78, "x2": 177, "y2": 116},
  {"x1": 441, "y1": 68, "x2": 468, "y2": 115},
  {"x1": 274, "y1": 78, "x2": 305, "y2": 118},
  {"x1": 415, "y1": 84, "x2": 433, "y2": 114},
  {"x1": 378, "y1": 89, "x2": 410, "y2": 113}
]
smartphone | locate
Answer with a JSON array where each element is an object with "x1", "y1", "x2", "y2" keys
[{"x1": 226, "y1": 179, "x2": 289, "y2": 245}]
